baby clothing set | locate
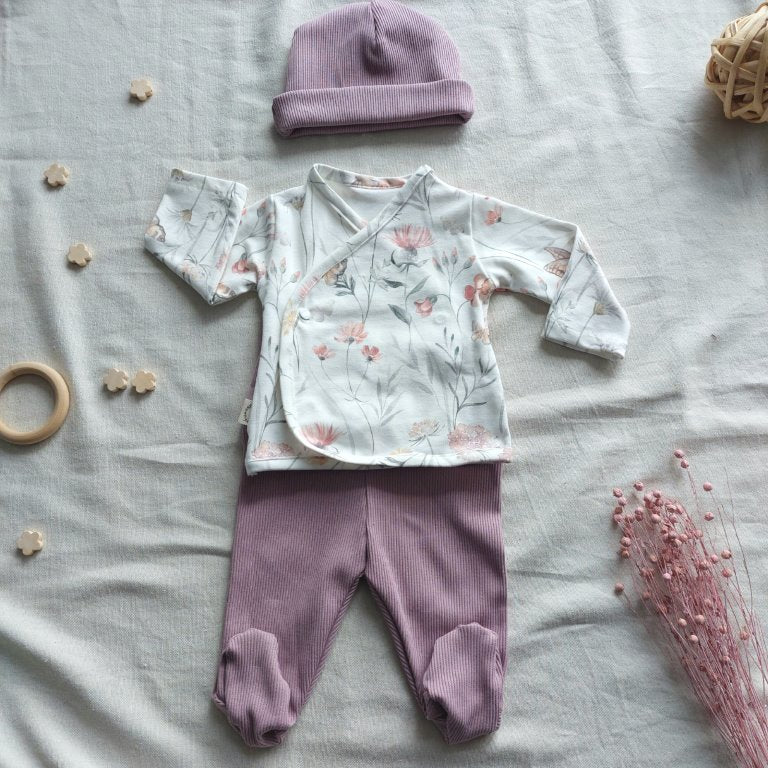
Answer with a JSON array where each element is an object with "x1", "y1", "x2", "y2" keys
[{"x1": 144, "y1": 0, "x2": 630, "y2": 748}]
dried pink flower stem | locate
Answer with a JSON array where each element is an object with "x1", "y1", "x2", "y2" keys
[{"x1": 613, "y1": 452, "x2": 768, "y2": 767}]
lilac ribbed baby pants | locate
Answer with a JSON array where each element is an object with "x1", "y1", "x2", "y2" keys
[{"x1": 212, "y1": 463, "x2": 507, "y2": 747}]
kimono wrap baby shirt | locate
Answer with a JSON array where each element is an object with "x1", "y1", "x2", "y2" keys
[{"x1": 144, "y1": 164, "x2": 630, "y2": 474}]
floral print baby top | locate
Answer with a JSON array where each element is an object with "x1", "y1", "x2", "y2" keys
[{"x1": 145, "y1": 164, "x2": 630, "y2": 474}]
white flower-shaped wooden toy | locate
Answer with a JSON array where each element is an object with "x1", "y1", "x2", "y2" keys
[
  {"x1": 130, "y1": 78, "x2": 154, "y2": 101},
  {"x1": 103, "y1": 368, "x2": 129, "y2": 392},
  {"x1": 67, "y1": 242, "x2": 93, "y2": 267},
  {"x1": 17, "y1": 530, "x2": 43, "y2": 556},
  {"x1": 44, "y1": 163, "x2": 70, "y2": 187},
  {"x1": 132, "y1": 369, "x2": 156, "y2": 393}
]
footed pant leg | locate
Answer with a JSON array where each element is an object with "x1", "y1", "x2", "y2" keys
[
  {"x1": 364, "y1": 463, "x2": 507, "y2": 745},
  {"x1": 213, "y1": 469, "x2": 366, "y2": 748}
]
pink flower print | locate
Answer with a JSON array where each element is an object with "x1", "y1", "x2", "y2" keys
[
  {"x1": 414, "y1": 297, "x2": 435, "y2": 317},
  {"x1": 484, "y1": 205, "x2": 503, "y2": 225},
  {"x1": 408, "y1": 419, "x2": 440, "y2": 439},
  {"x1": 252, "y1": 441, "x2": 294, "y2": 459},
  {"x1": 361, "y1": 345, "x2": 382, "y2": 362},
  {"x1": 388, "y1": 224, "x2": 434, "y2": 252},
  {"x1": 313, "y1": 344, "x2": 335, "y2": 361},
  {"x1": 354, "y1": 175, "x2": 405, "y2": 189},
  {"x1": 335, "y1": 322, "x2": 368, "y2": 344},
  {"x1": 301, "y1": 423, "x2": 343, "y2": 448},
  {"x1": 232, "y1": 256, "x2": 266, "y2": 278},
  {"x1": 448, "y1": 424, "x2": 497, "y2": 454},
  {"x1": 464, "y1": 274, "x2": 494, "y2": 304},
  {"x1": 216, "y1": 250, "x2": 229, "y2": 270},
  {"x1": 297, "y1": 275, "x2": 319, "y2": 300}
]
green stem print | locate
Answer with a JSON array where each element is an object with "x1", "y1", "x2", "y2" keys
[
  {"x1": 195, "y1": 184, "x2": 240, "y2": 267},
  {"x1": 232, "y1": 202, "x2": 273, "y2": 255},
  {"x1": 311, "y1": 364, "x2": 357, "y2": 454},
  {"x1": 363, "y1": 231, "x2": 379, "y2": 323},
  {"x1": 353, "y1": 362, "x2": 371, "y2": 399},
  {"x1": 255, "y1": 335, "x2": 286, "y2": 443},
  {"x1": 453, "y1": 363, "x2": 496, "y2": 426},
  {"x1": 403, "y1": 263, "x2": 413, "y2": 351},
  {"x1": 334, "y1": 266, "x2": 366, "y2": 319},
  {"x1": 345, "y1": 342, "x2": 354, "y2": 393},
  {"x1": 355, "y1": 399, "x2": 376, "y2": 454},
  {"x1": 153, "y1": 180, "x2": 245, "y2": 293},
  {"x1": 374, "y1": 374, "x2": 403, "y2": 430},
  {"x1": 189, "y1": 176, "x2": 207, "y2": 211},
  {"x1": 575, "y1": 313, "x2": 594, "y2": 347},
  {"x1": 319, "y1": 358, "x2": 353, "y2": 400}
]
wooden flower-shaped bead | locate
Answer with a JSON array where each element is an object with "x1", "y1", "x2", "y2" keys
[
  {"x1": 17, "y1": 530, "x2": 43, "y2": 556},
  {"x1": 103, "y1": 368, "x2": 129, "y2": 392},
  {"x1": 67, "y1": 242, "x2": 93, "y2": 267},
  {"x1": 44, "y1": 163, "x2": 70, "y2": 187},
  {"x1": 130, "y1": 78, "x2": 154, "y2": 101},
  {"x1": 132, "y1": 369, "x2": 156, "y2": 393}
]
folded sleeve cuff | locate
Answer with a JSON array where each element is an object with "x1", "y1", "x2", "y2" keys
[
  {"x1": 144, "y1": 169, "x2": 248, "y2": 305},
  {"x1": 542, "y1": 248, "x2": 630, "y2": 361},
  {"x1": 542, "y1": 309, "x2": 630, "y2": 360}
]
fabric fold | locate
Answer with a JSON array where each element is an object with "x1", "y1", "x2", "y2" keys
[{"x1": 273, "y1": 80, "x2": 474, "y2": 137}]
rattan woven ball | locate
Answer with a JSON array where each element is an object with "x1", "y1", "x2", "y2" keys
[{"x1": 705, "y1": 3, "x2": 768, "y2": 122}]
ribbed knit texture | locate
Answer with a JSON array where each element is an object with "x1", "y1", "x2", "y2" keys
[
  {"x1": 212, "y1": 463, "x2": 507, "y2": 747},
  {"x1": 272, "y1": 0, "x2": 474, "y2": 137}
]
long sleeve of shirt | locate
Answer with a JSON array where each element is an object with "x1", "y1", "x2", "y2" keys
[
  {"x1": 470, "y1": 194, "x2": 630, "y2": 361},
  {"x1": 144, "y1": 169, "x2": 274, "y2": 305},
  {"x1": 142, "y1": 163, "x2": 630, "y2": 475}
]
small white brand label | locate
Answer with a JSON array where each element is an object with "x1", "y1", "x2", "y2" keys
[{"x1": 237, "y1": 399, "x2": 252, "y2": 426}]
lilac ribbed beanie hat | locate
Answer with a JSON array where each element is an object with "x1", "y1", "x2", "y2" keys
[{"x1": 272, "y1": 0, "x2": 474, "y2": 137}]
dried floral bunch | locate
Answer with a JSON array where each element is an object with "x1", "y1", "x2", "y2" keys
[{"x1": 612, "y1": 451, "x2": 768, "y2": 767}]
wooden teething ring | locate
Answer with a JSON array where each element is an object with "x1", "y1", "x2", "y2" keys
[{"x1": 0, "y1": 362, "x2": 70, "y2": 445}]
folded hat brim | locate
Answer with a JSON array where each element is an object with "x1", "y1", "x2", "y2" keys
[{"x1": 272, "y1": 79, "x2": 474, "y2": 138}]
